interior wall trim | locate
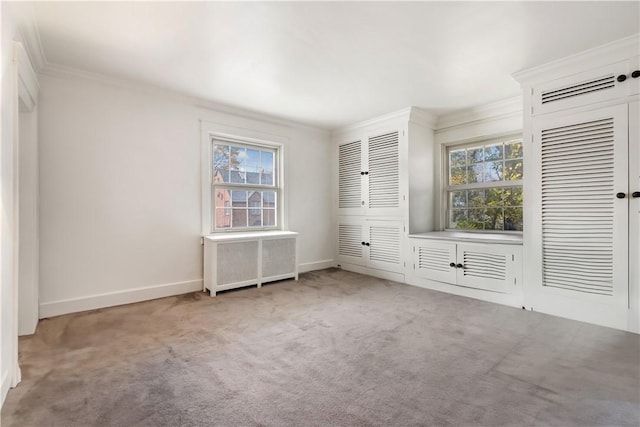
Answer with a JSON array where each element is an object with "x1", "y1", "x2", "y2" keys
[
  {"x1": 39, "y1": 279, "x2": 204, "y2": 319},
  {"x1": 298, "y1": 259, "x2": 335, "y2": 273}
]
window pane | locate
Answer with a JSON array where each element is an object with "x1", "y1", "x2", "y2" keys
[
  {"x1": 504, "y1": 187, "x2": 523, "y2": 207},
  {"x1": 449, "y1": 167, "x2": 467, "y2": 185},
  {"x1": 484, "y1": 144, "x2": 503, "y2": 161},
  {"x1": 214, "y1": 208, "x2": 231, "y2": 229},
  {"x1": 467, "y1": 147, "x2": 484, "y2": 164},
  {"x1": 214, "y1": 188, "x2": 230, "y2": 208},
  {"x1": 261, "y1": 151, "x2": 274, "y2": 185},
  {"x1": 213, "y1": 145, "x2": 230, "y2": 183},
  {"x1": 484, "y1": 161, "x2": 503, "y2": 182},
  {"x1": 263, "y1": 191, "x2": 276, "y2": 208},
  {"x1": 450, "y1": 209, "x2": 468, "y2": 229},
  {"x1": 467, "y1": 208, "x2": 487, "y2": 229},
  {"x1": 245, "y1": 149, "x2": 260, "y2": 184},
  {"x1": 484, "y1": 208, "x2": 504, "y2": 231},
  {"x1": 450, "y1": 191, "x2": 467, "y2": 208},
  {"x1": 231, "y1": 190, "x2": 247, "y2": 208},
  {"x1": 467, "y1": 164, "x2": 483, "y2": 183},
  {"x1": 230, "y1": 146, "x2": 246, "y2": 183},
  {"x1": 232, "y1": 209, "x2": 247, "y2": 227},
  {"x1": 504, "y1": 207, "x2": 523, "y2": 231},
  {"x1": 505, "y1": 159, "x2": 523, "y2": 181},
  {"x1": 263, "y1": 209, "x2": 276, "y2": 227},
  {"x1": 468, "y1": 189, "x2": 485, "y2": 207},
  {"x1": 505, "y1": 140, "x2": 523, "y2": 159},
  {"x1": 449, "y1": 149, "x2": 466, "y2": 168}
]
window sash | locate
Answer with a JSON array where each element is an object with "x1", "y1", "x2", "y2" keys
[{"x1": 444, "y1": 135, "x2": 523, "y2": 232}]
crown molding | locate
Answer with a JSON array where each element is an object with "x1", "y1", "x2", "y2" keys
[
  {"x1": 512, "y1": 33, "x2": 640, "y2": 86},
  {"x1": 332, "y1": 106, "x2": 437, "y2": 136},
  {"x1": 39, "y1": 62, "x2": 331, "y2": 136},
  {"x1": 6, "y1": 2, "x2": 47, "y2": 72},
  {"x1": 434, "y1": 95, "x2": 522, "y2": 132}
]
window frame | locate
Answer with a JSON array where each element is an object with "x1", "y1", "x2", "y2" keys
[
  {"x1": 201, "y1": 122, "x2": 286, "y2": 236},
  {"x1": 211, "y1": 139, "x2": 280, "y2": 232},
  {"x1": 443, "y1": 134, "x2": 524, "y2": 234}
]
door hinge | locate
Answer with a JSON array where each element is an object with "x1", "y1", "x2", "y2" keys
[
  {"x1": 404, "y1": 261, "x2": 406, "y2": 267},
  {"x1": 413, "y1": 263, "x2": 415, "y2": 270},
  {"x1": 512, "y1": 254, "x2": 515, "y2": 261},
  {"x1": 413, "y1": 246, "x2": 415, "y2": 252},
  {"x1": 514, "y1": 277, "x2": 517, "y2": 285}
]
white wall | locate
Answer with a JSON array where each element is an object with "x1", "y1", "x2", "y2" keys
[
  {"x1": 1, "y1": 3, "x2": 18, "y2": 406},
  {"x1": 37, "y1": 70, "x2": 333, "y2": 317}
]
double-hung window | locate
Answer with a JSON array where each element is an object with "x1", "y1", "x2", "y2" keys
[
  {"x1": 212, "y1": 139, "x2": 279, "y2": 231},
  {"x1": 445, "y1": 136, "x2": 523, "y2": 231}
]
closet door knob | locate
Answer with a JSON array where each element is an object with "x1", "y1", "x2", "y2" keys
[
  {"x1": 364, "y1": 171, "x2": 369, "y2": 175},
  {"x1": 617, "y1": 74, "x2": 627, "y2": 82},
  {"x1": 365, "y1": 242, "x2": 370, "y2": 246},
  {"x1": 616, "y1": 192, "x2": 626, "y2": 199},
  {"x1": 456, "y1": 263, "x2": 464, "y2": 269},
  {"x1": 361, "y1": 241, "x2": 366, "y2": 245},
  {"x1": 632, "y1": 191, "x2": 640, "y2": 198},
  {"x1": 449, "y1": 262, "x2": 456, "y2": 268},
  {"x1": 632, "y1": 70, "x2": 640, "y2": 78},
  {"x1": 360, "y1": 171, "x2": 365, "y2": 175}
]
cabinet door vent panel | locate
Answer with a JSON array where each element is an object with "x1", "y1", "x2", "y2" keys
[
  {"x1": 368, "y1": 131, "x2": 399, "y2": 208},
  {"x1": 369, "y1": 226, "x2": 400, "y2": 264},
  {"x1": 462, "y1": 251, "x2": 507, "y2": 281},
  {"x1": 541, "y1": 117, "x2": 614, "y2": 296},
  {"x1": 418, "y1": 247, "x2": 451, "y2": 272},
  {"x1": 338, "y1": 224, "x2": 363, "y2": 258},
  {"x1": 217, "y1": 241, "x2": 259, "y2": 285},
  {"x1": 338, "y1": 140, "x2": 362, "y2": 209},
  {"x1": 541, "y1": 75, "x2": 616, "y2": 105}
]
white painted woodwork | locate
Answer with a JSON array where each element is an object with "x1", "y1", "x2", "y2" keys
[
  {"x1": 412, "y1": 237, "x2": 522, "y2": 295},
  {"x1": 334, "y1": 107, "x2": 435, "y2": 280},
  {"x1": 515, "y1": 35, "x2": 639, "y2": 331},
  {"x1": 629, "y1": 101, "x2": 640, "y2": 333},
  {"x1": 337, "y1": 217, "x2": 404, "y2": 274},
  {"x1": 203, "y1": 231, "x2": 298, "y2": 296}
]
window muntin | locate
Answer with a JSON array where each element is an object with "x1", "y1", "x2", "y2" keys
[
  {"x1": 446, "y1": 137, "x2": 523, "y2": 231},
  {"x1": 212, "y1": 140, "x2": 278, "y2": 231}
]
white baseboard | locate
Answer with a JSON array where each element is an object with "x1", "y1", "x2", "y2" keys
[
  {"x1": 39, "y1": 279, "x2": 203, "y2": 319},
  {"x1": 1, "y1": 369, "x2": 9, "y2": 408},
  {"x1": 339, "y1": 263, "x2": 405, "y2": 283},
  {"x1": 406, "y1": 275, "x2": 524, "y2": 309},
  {"x1": 299, "y1": 259, "x2": 335, "y2": 273}
]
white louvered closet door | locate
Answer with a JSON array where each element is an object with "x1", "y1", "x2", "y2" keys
[
  {"x1": 337, "y1": 140, "x2": 364, "y2": 215},
  {"x1": 531, "y1": 104, "x2": 629, "y2": 327},
  {"x1": 337, "y1": 216, "x2": 366, "y2": 266},
  {"x1": 366, "y1": 220, "x2": 404, "y2": 273},
  {"x1": 366, "y1": 130, "x2": 401, "y2": 217}
]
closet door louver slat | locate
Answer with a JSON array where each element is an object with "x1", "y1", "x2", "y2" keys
[
  {"x1": 369, "y1": 224, "x2": 401, "y2": 265},
  {"x1": 368, "y1": 131, "x2": 399, "y2": 209},
  {"x1": 338, "y1": 140, "x2": 362, "y2": 209},
  {"x1": 540, "y1": 116, "x2": 621, "y2": 297},
  {"x1": 338, "y1": 224, "x2": 363, "y2": 259}
]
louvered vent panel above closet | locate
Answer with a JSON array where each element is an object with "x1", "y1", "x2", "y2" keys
[
  {"x1": 368, "y1": 131, "x2": 399, "y2": 208},
  {"x1": 417, "y1": 247, "x2": 450, "y2": 272},
  {"x1": 541, "y1": 118, "x2": 615, "y2": 296},
  {"x1": 369, "y1": 225, "x2": 400, "y2": 264},
  {"x1": 541, "y1": 75, "x2": 616, "y2": 105},
  {"x1": 462, "y1": 251, "x2": 507, "y2": 281},
  {"x1": 338, "y1": 224, "x2": 362, "y2": 258},
  {"x1": 338, "y1": 141, "x2": 362, "y2": 209}
]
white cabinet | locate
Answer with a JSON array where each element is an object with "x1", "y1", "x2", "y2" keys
[
  {"x1": 515, "y1": 35, "x2": 639, "y2": 331},
  {"x1": 204, "y1": 231, "x2": 298, "y2": 296},
  {"x1": 337, "y1": 126, "x2": 402, "y2": 218},
  {"x1": 412, "y1": 238, "x2": 522, "y2": 294},
  {"x1": 337, "y1": 216, "x2": 404, "y2": 274},
  {"x1": 334, "y1": 107, "x2": 435, "y2": 280}
]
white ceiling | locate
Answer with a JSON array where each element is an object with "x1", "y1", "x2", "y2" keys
[{"x1": 19, "y1": 1, "x2": 640, "y2": 129}]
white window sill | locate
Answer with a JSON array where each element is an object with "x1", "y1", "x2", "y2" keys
[
  {"x1": 204, "y1": 230, "x2": 298, "y2": 242},
  {"x1": 409, "y1": 231, "x2": 522, "y2": 245}
]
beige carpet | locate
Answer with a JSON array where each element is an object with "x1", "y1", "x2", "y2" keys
[{"x1": 2, "y1": 268, "x2": 639, "y2": 426}]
